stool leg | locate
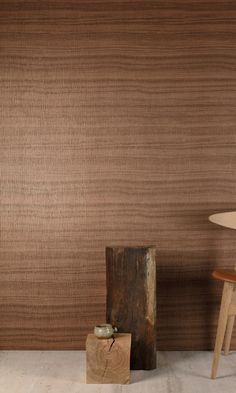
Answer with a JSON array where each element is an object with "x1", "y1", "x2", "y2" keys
[
  {"x1": 211, "y1": 281, "x2": 234, "y2": 379},
  {"x1": 224, "y1": 315, "x2": 235, "y2": 355}
]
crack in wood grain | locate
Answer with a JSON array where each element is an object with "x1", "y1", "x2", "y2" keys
[
  {"x1": 102, "y1": 336, "x2": 116, "y2": 382},
  {"x1": 109, "y1": 335, "x2": 115, "y2": 352}
]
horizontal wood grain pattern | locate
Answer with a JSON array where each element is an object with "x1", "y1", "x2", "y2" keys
[{"x1": 0, "y1": 0, "x2": 236, "y2": 349}]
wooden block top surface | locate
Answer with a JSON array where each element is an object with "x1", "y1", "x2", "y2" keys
[{"x1": 86, "y1": 333, "x2": 131, "y2": 342}]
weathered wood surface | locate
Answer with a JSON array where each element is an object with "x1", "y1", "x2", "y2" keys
[
  {"x1": 106, "y1": 246, "x2": 156, "y2": 370},
  {"x1": 1, "y1": 0, "x2": 236, "y2": 350},
  {"x1": 86, "y1": 333, "x2": 131, "y2": 384}
]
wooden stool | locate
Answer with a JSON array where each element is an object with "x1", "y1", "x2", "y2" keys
[
  {"x1": 211, "y1": 270, "x2": 236, "y2": 379},
  {"x1": 86, "y1": 333, "x2": 131, "y2": 384}
]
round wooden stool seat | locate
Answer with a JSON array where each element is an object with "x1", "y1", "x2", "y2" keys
[{"x1": 212, "y1": 270, "x2": 236, "y2": 283}]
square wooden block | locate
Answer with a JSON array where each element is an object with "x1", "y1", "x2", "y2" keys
[{"x1": 86, "y1": 333, "x2": 131, "y2": 384}]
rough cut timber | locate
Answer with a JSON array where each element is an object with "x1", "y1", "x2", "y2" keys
[
  {"x1": 86, "y1": 333, "x2": 131, "y2": 384},
  {"x1": 106, "y1": 246, "x2": 156, "y2": 370}
]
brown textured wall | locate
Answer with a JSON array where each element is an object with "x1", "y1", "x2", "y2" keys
[{"x1": 0, "y1": 0, "x2": 236, "y2": 349}]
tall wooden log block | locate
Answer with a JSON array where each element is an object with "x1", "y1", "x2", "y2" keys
[
  {"x1": 106, "y1": 246, "x2": 156, "y2": 370},
  {"x1": 86, "y1": 333, "x2": 131, "y2": 384}
]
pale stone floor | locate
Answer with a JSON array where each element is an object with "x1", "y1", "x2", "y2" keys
[{"x1": 0, "y1": 351, "x2": 235, "y2": 393}]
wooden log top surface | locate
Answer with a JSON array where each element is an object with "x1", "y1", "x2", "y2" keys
[{"x1": 106, "y1": 246, "x2": 156, "y2": 250}]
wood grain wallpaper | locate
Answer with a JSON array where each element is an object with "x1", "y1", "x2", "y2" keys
[{"x1": 0, "y1": 0, "x2": 236, "y2": 349}]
